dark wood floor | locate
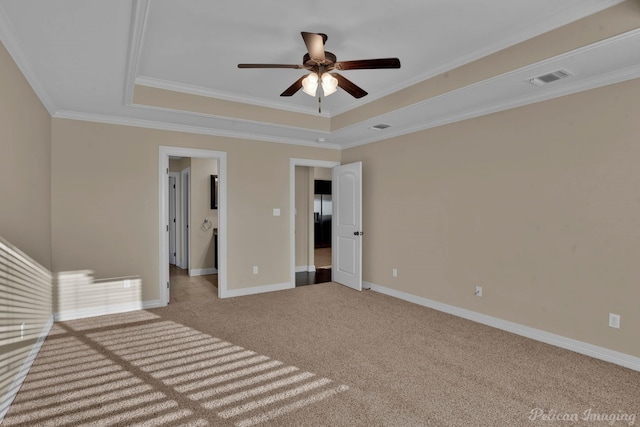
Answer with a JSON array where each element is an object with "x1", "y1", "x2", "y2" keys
[{"x1": 295, "y1": 268, "x2": 332, "y2": 286}]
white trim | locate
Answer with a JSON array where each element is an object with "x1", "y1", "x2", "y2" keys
[
  {"x1": 289, "y1": 159, "x2": 340, "y2": 289},
  {"x1": 54, "y1": 110, "x2": 340, "y2": 150},
  {"x1": 0, "y1": 315, "x2": 53, "y2": 422},
  {"x1": 54, "y1": 302, "x2": 143, "y2": 322},
  {"x1": 0, "y1": 3, "x2": 57, "y2": 115},
  {"x1": 159, "y1": 146, "x2": 227, "y2": 305},
  {"x1": 366, "y1": 282, "x2": 640, "y2": 372},
  {"x1": 221, "y1": 282, "x2": 292, "y2": 299},
  {"x1": 142, "y1": 299, "x2": 162, "y2": 309},
  {"x1": 134, "y1": 1, "x2": 625, "y2": 119},
  {"x1": 189, "y1": 267, "x2": 217, "y2": 276},
  {"x1": 295, "y1": 265, "x2": 316, "y2": 273},
  {"x1": 340, "y1": 28, "x2": 640, "y2": 149},
  {"x1": 326, "y1": 0, "x2": 627, "y2": 116},
  {"x1": 136, "y1": 75, "x2": 332, "y2": 117},
  {"x1": 123, "y1": 0, "x2": 150, "y2": 105}
]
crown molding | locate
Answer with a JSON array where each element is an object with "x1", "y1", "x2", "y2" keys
[
  {"x1": 52, "y1": 110, "x2": 341, "y2": 150},
  {"x1": 135, "y1": 75, "x2": 330, "y2": 118},
  {"x1": 339, "y1": 27, "x2": 640, "y2": 149},
  {"x1": 134, "y1": 0, "x2": 625, "y2": 119},
  {"x1": 123, "y1": 0, "x2": 150, "y2": 106},
  {"x1": 343, "y1": 62, "x2": 640, "y2": 150},
  {"x1": 327, "y1": 0, "x2": 628, "y2": 116},
  {"x1": 0, "y1": 3, "x2": 57, "y2": 115}
]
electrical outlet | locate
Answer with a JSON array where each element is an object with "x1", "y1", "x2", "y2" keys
[
  {"x1": 252, "y1": 266, "x2": 259, "y2": 275},
  {"x1": 475, "y1": 286, "x2": 483, "y2": 297},
  {"x1": 273, "y1": 208, "x2": 280, "y2": 217},
  {"x1": 392, "y1": 268, "x2": 398, "y2": 278},
  {"x1": 609, "y1": 313, "x2": 620, "y2": 329}
]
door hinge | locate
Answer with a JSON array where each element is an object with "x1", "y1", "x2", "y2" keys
[
  {"x1": 173, "y1": 218, "x2": 176, "y2": 223},
  {"x1": 173, "y1": 184, "x2": 176, "y2": 189},
  {"x1": 166, "y1": 225, "x2": 169, "y2": 232},
  {"x1": 173, "y1": 252, "x2": 176, "y2": 257},
  {"x1": 166, "y1": 168, "x2": 169, "y2": 175},
  {"x1": 167, "y1": 281, "x2": 170, "y2": 289}
]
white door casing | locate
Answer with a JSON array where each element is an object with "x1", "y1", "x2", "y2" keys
[{"x1": 332, "y1": 161, "x2": 362, "y2": 291}]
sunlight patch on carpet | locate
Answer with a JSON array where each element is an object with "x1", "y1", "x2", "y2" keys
[
  {"x1": 4, "y1": 312, "x2": 349, "y2": 426},
  {"x1": 86, "y1": 315, "x2": 350, "y2": 426}
]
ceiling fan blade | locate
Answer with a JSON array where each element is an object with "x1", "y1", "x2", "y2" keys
[
  {"x1": 333, "y1": 73, "x2": 368, "y2": 98},
  {"x1": 334, "y1": 58, "x2": 401, "y2": 70},
  {"x1": 238, "y1": 63, "x2": 303, "y2": 69},
  {"x1": 280, "y1": 76, "x2": 306, "y2": 96},
  {"x1": 301, "y1": 32, "x2": 326, "y2": 62}
]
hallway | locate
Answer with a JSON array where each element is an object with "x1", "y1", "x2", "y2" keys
[
  {"x1": 295, "y1": 247, "x2": 332, "y2": 287},
  {"x1": 169, "y1": 265, "x2": 217, "y2": 303}
]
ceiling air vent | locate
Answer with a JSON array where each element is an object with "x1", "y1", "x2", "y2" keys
[
  {"x1": 370, "y1": 124, "x2": 391, "y2": 130},
  {"x1": 528, "y1": 69, "x2": 572, "y2": 86}
]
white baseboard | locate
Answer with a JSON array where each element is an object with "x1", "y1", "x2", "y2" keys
[
  {"x1": 0, "y1": 315, "x2": 53, "y2": 422},
  {"x1": 189, "y1": 267, "x2": 217, "y2": 276},
  {"x1": 220, "y1": 282, "x2": 293, "y2": 299},
  {"x1": 295, "y1": 265, "x2": 316, "y2": 273},
  {"x1": 142, "y1": 299, "x2": 163, "y2": 309},
  {"x1": 54, "y1": 301, "x2": 143, "y2": 322},
  {"x1": 366, "y1": 282, "x2": 640, "y2": 372}
]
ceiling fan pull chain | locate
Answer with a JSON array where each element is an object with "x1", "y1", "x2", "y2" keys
[{"x1": 318, "y1": 96, "x2": 321, "y2": 114}]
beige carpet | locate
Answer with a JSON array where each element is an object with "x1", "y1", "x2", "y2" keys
[{"x1": 4, "y1": 283, "x2": 639, "y2": 426}]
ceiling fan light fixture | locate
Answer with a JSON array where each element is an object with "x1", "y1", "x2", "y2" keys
[
  {"x1": 321, "y1": 73, "x2": 338, "y2": 96},
  {"x1": 302, "y1": 73, "x2": 318, "y2": 96}
]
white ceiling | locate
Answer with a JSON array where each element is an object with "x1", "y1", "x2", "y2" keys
[{"x1": 0, "y1": 0, "x2": 638, "y2": 149}]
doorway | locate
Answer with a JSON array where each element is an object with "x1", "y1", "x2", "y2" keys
[
  {"x1": 290, "y1": 159, "x2": 340, "y2": 287},
  {"x1": 159, "y1": 146, "x2": 227, "y2": 304}
]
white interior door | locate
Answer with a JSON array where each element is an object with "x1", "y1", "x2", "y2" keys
[
  {"x1": 332, "y1": 161, "x2": 362, "y2": 291},
  {"x1": 168, "y1": 176, "x2": 177, "y2": 265}
]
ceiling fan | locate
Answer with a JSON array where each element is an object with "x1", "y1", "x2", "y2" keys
[{"x1": 238, "y1": 32, "x2": 400, "y2": 111}]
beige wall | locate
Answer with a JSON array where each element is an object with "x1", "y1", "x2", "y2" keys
[
  {"x1": 342, "y1": 77, "x2": 640, "y2": 357},
  {"x1": 0, "y1": 41, "x2": 52, "y2": 270},
  {"x1": 0, "y1": 41, "x2": 52, "y2": 415},
  {"x1": 51, "y1": 118, "x2": 340, "y2": 302},
  {"x1": 314, "y1": 167, "x2": 332, "y2": 181},
  {"x1": 190, "y1": 158, "x2": 218, "y2": 271}
]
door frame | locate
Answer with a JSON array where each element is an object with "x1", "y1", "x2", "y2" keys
[
  {"x1": 160, "y1": 146, "x2": 227, "y2": 304},
  {"x1": 289, "y1": 158, "x2": 340, "y2": 287}
]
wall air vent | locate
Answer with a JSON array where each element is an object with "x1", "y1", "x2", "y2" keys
[
  {"x1": 528, "y1": 69, "x2": 573, "y2": 86},
  {"x1": 370, "y1": 124, "x2": 391, "y2": 130}
]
